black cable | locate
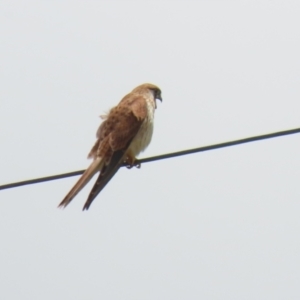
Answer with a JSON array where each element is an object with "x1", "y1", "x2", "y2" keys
[{"x1": 1, "y1": 127, "x2": 299, "y2": 191}]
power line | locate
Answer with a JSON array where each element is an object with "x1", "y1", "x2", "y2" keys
[{"x1": 1, "y1": 127, "x2": 299, "y2": 191}]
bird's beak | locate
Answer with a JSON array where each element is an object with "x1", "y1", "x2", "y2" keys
[
  {"x1": 156, "y1": 95, "x2": 162, "y2": 102},
  {"x1": 155, "y1": 95, "x2": 162, "y2": 109}
]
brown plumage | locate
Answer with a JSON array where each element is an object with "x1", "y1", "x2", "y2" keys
[{"x1": 58, "y1": 83, "x2": 162, "y2": 210}]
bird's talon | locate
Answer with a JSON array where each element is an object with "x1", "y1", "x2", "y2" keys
[{"x1": 125, "y1": 160, "x2": 140, "y2": 169}]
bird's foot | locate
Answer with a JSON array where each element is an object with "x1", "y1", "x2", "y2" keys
[
  {"x1": 134, "y1": 160, "x2": 141, "y2": 169},
  {"x1": 125, "y1": 157, "x2": 141, "y2": 169}
]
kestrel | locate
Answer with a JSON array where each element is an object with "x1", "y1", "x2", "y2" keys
[{"x1": 58, "y1": 83, "x2": 162, "y2": 210}]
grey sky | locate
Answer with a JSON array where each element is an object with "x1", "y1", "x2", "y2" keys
[{"x1": 1, "y1": 1, "x2": 300, "y2": 299}]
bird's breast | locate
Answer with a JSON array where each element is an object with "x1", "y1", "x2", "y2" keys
[{"x1": 128, "y1": 99, "x2": 155, "y2": 157}]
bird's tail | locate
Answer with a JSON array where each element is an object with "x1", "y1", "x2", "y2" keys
[
  {"x1": 82, "y1": 150, "x2": 126, "y2": 210},
  {"x1": 58, "y1": 157, "x2": 104, "y2": 208}
]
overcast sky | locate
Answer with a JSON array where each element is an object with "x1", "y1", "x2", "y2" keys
[{"x1": 1, "y1": 1, "x2": 300, "y2": 299}]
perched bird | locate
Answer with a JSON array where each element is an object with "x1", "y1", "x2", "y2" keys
[{"x1": 58, "y1": 83, "x2": 162, "y2": 210}]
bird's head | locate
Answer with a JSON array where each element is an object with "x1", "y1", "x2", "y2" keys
[{"x1": 132, "y1": 83, "x2": 162, "y2": 104}]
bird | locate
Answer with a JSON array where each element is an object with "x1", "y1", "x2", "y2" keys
[{"x1": 58, "y1": 83, "x2": 162, "y2": 210}]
